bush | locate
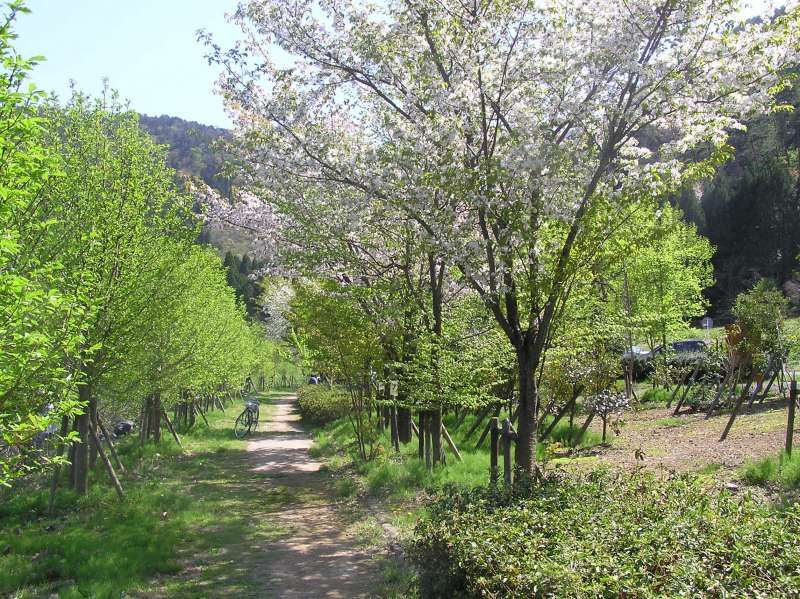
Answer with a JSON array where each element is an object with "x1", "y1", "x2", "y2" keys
[
  {"x1": 296, "y1": 385, "x2": 350, "y2": 424},
  {"x1": 409, "y1": 470, "x2": 800, "y2": 598},
  {"x1": 639, "y1": 388, "x2": 670, "y2": 404}
]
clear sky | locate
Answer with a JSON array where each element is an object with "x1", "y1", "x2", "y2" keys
[{"x1": 14, "y1": 1, "x2": 240, "y2": 128}]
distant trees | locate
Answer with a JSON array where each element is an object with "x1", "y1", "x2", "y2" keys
[
  {"x1": 138, "y1": 113, "x2": 233, "y2": 198},
  {"x1": 222, "y1": 250, "x2": 265, "y2": 319},
  {"x1": 699, "y1": 66, "x2": 800, "y2": 314}
]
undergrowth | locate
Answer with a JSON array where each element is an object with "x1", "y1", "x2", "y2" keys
[
  {"x1": 311, "y1": 407, "x2": 606, "y2": 499},
  {"x1": 410, "y1": 469, "x2": 800, "y2": 597},
  {"x1": 740, "y1": 450, "x2": 800, "y2": 489}
]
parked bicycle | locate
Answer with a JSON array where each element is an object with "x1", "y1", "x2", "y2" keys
[{"x1": 234, "y1": 397, "x2": 260, "y2": 438}]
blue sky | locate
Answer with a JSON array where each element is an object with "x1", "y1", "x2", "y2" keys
[{"x1": 15, "y1": 1, "x2": 240, "y2": 128}]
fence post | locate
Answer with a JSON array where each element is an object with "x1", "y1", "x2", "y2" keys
[
  {"x1": 489, "y1": 417, "x2": 499, "y2": 486},
  {"x1": 502, "y1": 418, "x2": 512, "y2": 487},
  {"x1": 390, "y1": 405, "x2": 400, "y2": 452},
  {"x1": 787, "y1": 380, "x2": 797, "y2": 456}
]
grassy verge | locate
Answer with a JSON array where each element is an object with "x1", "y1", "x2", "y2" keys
[
  {"x1": 310, "y1": 407, "x2": 605, "y2": 501},
  {"x1": 0, "y1": 391, "x2": 294, "y2": 598}
]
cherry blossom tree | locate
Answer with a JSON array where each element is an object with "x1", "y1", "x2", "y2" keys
[{"x1": 206, "y1": 0, "x2": 799, "y2": 475}]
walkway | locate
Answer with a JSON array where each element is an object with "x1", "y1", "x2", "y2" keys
[{"x1": 247, "y1": 394, "x2": 378, "y2": 598}]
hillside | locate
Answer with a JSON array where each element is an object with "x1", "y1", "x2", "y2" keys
[{"x1": 138, "y1": 113, "x2": 264, "y2": 257}]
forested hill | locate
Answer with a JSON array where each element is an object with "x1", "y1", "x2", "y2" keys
[
  {"x1": 138, "y1": 113, "x2": 233, "y2": 198},
  {"x1": 680, "y1": 73, "x2": 800, "y2": 317},
  {"x1": 138, "y1": 114, "x2": 260, "y2": 257}
]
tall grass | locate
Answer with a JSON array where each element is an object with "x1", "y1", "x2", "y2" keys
[{"x1": 740, "y1": 450, "x2": 800, "y2": 489}]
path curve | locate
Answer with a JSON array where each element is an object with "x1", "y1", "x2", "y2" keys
[{"x1": 247, "y1": 394, "x2": 378, "y2": 598}]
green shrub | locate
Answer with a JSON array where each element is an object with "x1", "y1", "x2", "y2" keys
[
  {"x1": 409, "y1": 470, "x2": 800, "y2": 598},
  {"x1": 640, "y1": 387, "x2": 670, "y2": 404},
  {"x1": 296, "y1": 385, "x2": 350, "y2": 424}
]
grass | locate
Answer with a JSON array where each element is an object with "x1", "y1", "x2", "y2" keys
[
  {"x1": 0, "y1": 391, "x2": 294, "y2": 598},
  {"x1": 307, "y1": 407, "x2": 606, "y2": 501},
  {"x1": 655, "y1": 416, "x2": 689, "y2": 428},
  {"x1": 740, "y1": 450, "x2": 800, "y2": 489}
]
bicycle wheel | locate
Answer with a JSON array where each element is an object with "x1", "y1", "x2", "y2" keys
[
  {"x1": 234, "y1": 411, "x2": 249, "y2": 438},
  {"x1": 246, "y1": 409, "x2": 257, "y2": 434}
]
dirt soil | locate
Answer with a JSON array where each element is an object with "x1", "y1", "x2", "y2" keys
[
  {"x1": 587, "y1": 396, "x2": 791, "y2": 475},
  {"x1": 246, "y1": 394, "x2": 380, "y2": 598}
]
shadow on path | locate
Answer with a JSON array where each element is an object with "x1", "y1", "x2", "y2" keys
[{"x1": 247, "y1": 394, "x2": 378, "y2": 599}]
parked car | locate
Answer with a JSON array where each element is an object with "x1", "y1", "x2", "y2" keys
[
  {"x1": 622, "y1": 339, "x2": 708, "y2": 380},
  {"x1": 651, "y1": 339, "x2": 707, "y2": 367}
]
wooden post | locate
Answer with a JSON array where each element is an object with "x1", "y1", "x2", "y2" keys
[
  {"x1": 464, "y1": 405, "x2": 492, "y2": 440},
  {"x1": 758, "y1": 368, "x2": 779, "y2": 403},
  {"x1": 541, "y1": 395, "x2": 578, "y2": 439},
  {"x1": 161, "y1": 409, "x2": 183, "y2": 449},
  {"x1": 441, "y1": 423, "x2": 462, "y2": 462},
  {"x1": 475, "y1": 405, "x2": 502, "y2": 449},
  {"x1": 502, "y1": 418, "x2": 512, "y2": 486},
  {"x1": 88, "y1": 422, "x2": 124, "y2": 501},
  {"x1": 489, "y1": 417, "x2": 499, "y2": 486},
  {"x1": 97, "y1": 416, "x2": 125, "y2": 472},
  {"x1": 719, "y1": 375, "x2": 756, "y2": 442},
  {"x1": 424, "y1": 411, "x2": 433, "y2": 471},
  {"x1": 673, "y1": 361, "x2": 701, "y2": 415},
  {"x1": 787, "y1": 380, "x2": 797, "y2": 456},
  {"x1": 418, "y1": 411, "x2": 426, "y2": 460},
  {"x1": 390, "y1": 406, "x2": 400, "y2": 452},
  {"x1": 705, "y1": 370, "x2": 733, "y2": 419},
  {"x1": 667, "y1": 370, "x2": 690, "y2": 408},
  {"x1": 574, "y1": 411, "x2": 595, "y2": 447},
  {"x1": 195, "y1": 403, "x2": 210, "y2": 427}
]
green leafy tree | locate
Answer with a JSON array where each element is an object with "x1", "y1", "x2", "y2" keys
[{"x1": 0, "y1": 2, "x2": 84, "y2": 487}]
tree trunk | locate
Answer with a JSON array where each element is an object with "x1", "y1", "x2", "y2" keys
[
  {"x1": 152, "y1": 393, "x2": 162, "y2": 443},
  {"x1": 89, "y1": 402, "x2": 98, "y2": 469},
  {"x1": 418, "y1": 411, "x2": 426, "y2": 460},
  {"x1": 514, "y1": 346, "x2": 539, "y2": 475},
  {"x1": 398, "y1": 407, "x2": 412, "y2": 444},
  {"x1": 73, "y1": 384, "x2": 93, "y2": 495},
  {"x1": 431, "y1": 408, "x2": 443, "y2": 465},
  {"x1": 48, "y1": 415, "x2": 70, "y2": 515}
]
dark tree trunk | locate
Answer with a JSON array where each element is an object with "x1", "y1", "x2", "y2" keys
[
  {"x1": 418, "y1": 411, "x2": 426, "y2": 460},
  {"x1": 152, "y1": 393, "x2": 162, "y2": 443},
  {"x1": 431, "y1": 409, "x2": 443, "y2": 464},
  {"x1": 514, "y1": 345, "x2": 539, "y2": 475}
]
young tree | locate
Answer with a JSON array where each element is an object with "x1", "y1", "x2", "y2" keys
[
  {"x1": 0, "y1": 2, "x2": 85, "y2": 486},
  {"x1": 37, "y1": 92, "x2": 195, "y2": 494},
  {"x1": 208, "y1": 0, "x2": 799, "y2": 475}
]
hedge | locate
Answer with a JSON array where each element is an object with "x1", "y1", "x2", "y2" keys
[{"x1": 296, "y1": 385, "x2": 350, "y2": 424}]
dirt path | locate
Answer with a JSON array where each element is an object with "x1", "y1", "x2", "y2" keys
[{"x1": 247, "y1": 394, "x2": 379, "y2": 598}]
